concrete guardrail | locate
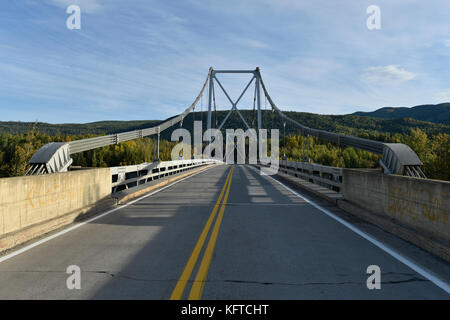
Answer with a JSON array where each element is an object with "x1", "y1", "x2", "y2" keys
[
  {"x1": 341, "y1": 169, "x2": 450, "y2": 251},
  {"x1": 0, "y1": 168, "x2": 112, "y2": 252},
  {"x1": 0, "y1": 159, "x2": 222, "y2": 253}
]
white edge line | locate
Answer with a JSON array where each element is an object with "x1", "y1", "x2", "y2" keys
[
  {"x1": 261, "y1": 170, "x2": 450, "y2": 294},
  {"x1": 0, "y1": 166, "x2": 215, "y2": 264}
]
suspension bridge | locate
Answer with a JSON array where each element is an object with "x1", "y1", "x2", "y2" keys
[{"x1": 0, "y1": 68, "x2": 448, "y2": 299}]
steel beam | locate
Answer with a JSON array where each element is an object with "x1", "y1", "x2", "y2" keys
[{"x1": 214, "y1": 70, "x2": 256, "y2": 74}]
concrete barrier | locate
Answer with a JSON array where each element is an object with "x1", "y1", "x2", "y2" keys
[
  {"x1": 0, "y1": 168, "x2": 112, "y2": 252},
  {"x1": 341, "y1": 169, "x2": 450, "y2": 259}
]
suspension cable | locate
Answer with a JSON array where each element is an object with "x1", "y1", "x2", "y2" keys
[
  {"x1": 64, "y1": 68, "x2": 213, "y2": 157},
  {"x1": 256, "y1": 69, "x2": 384, "y2": 154}
]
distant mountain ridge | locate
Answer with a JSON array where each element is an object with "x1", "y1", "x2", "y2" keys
[
  {"x1": 1, "y1": 109, "x2": 449, "y2": 139},
  {"x1": 352, "y1": 103, "x2": 450, "y2": 125},
  {"x1": 0, "y1": 120, "x2": 162, "y2": 136}
]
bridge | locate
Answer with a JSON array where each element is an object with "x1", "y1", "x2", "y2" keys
[{"x1": 0, "y1": 68, "x2": 448, "y2": 299}]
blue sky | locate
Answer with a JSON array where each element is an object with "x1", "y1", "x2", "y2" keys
[{"x1": 0, "y1": 0, "x2": 449, "y2": 123}]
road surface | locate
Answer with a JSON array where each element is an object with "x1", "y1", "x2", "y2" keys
[{"x1": 0, "y1": 165, "x2": 448, "y2": 299}]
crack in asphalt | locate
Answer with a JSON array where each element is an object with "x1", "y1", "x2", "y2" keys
[
  {"x1": 219, "y1": 278, "x2": 428, "y2": 286},
  {"x1": 83, "y1": 271, "x2": 429, "y2": 286},
  {"x1": 0, "y1": 270, "x2": 429, "y2": 286}
]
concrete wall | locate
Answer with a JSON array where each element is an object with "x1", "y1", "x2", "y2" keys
[
  {"x1": 0, "y1": 168, "x2": 111, "y2": 251},
  {"x1": 342, "y1": 169, "x2": 450, "y2": 243}
]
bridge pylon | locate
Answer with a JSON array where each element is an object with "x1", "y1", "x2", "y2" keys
[
  {"x1": 206, "y1": 68, "x2": 263, "y2": 134},
  {"x1": 26, "y1": 67, "x2": 427, "y2": 178}
]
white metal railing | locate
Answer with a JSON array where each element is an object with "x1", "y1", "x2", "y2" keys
[
  {"x1": 110, "y1": 158, "x2": 222, "y2": 193},
  {"x1": 278, "y1": 159, "x2": 343, "y2": 192}
]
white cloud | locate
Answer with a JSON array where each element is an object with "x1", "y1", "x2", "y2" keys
[
  {"x1": 435, "y1": 90, "x2": 450, "y2": 101},
  {"x1": 232, "y1": 37, "x2": 269, "y2": 49},
  {"x1": 362, "y1": 65, "x2": 417, "y2": 84},
  {"x1": 47, "y1": 0, "x2": 102, "y2": 14},
  {"x1": 5, "y1": 0, "x2": 450, "y2": 122},
  {"x1": 167, "y1": 15, "x2": 186, "y2": 24},
  {"x1": 0, "y1": 44, "x2": 15, "y2": 50}
]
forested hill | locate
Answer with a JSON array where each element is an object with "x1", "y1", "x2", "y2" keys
[
  {"x1": 1, "y1": 110, "x2": 448, "y2": 180},
  {"x1": 1, "y1": 109, "x2": 449, "y2": 139},
  {"x1": 0, "y1": 120, "x2": 162, "y2": 136},
  {"x1": 352, "y1": 103, "x2": 450, "y2": 125}
]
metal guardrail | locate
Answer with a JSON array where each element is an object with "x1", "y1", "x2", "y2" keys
[
  {"x1": 277, "y1": 160, "x2": 343, "y2": 192},
  {"x1": 110, "y1": 158, "x2": 221, "y2": 193}
]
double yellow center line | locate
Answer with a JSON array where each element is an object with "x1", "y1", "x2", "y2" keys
[{"x1": 170, "y1": 165, "x2": 234, "y2": 300}]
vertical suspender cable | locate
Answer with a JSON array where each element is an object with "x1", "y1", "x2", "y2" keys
[
  {"x1": 302, "y1": 134, "x2": 305, "y2": 161},
  {"x1": 307, "y1": 134, "x2": 310, "y2": 162},
  {"x1": 192, "y1": 103, "x2": 195, "y2": 159},
  {"x1": 212, "y1": 80, "x2": 217, "y2": 128},
  {"x1": 252, "y1": 82, "x2": 257, "y2": 128},
  {"x1": 157, "y1": 127, "x2": 160, "y2": 161},
  {"x1": 153, "y1": 134, "x2": 157, "y2": 162},
  {"x1": 283, "y1": 121, "x2": 286, "y2": 159},
  {"x1": 201, "y1": 92, "x2": 204, "y2": 159}
]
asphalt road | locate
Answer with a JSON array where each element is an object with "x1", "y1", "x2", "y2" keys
[{"x1": 0, "y1": 164, "x2": 448, "y2": 299}]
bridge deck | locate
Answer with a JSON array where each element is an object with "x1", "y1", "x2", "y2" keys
[{"x1": 0, "y1": 165, "x2": 448, "y2": 299}]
